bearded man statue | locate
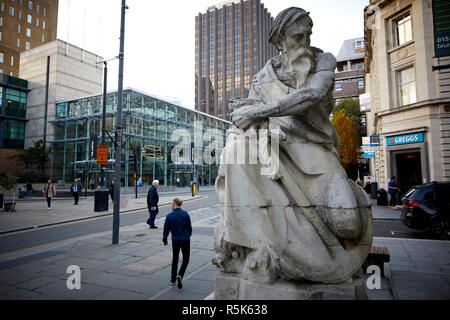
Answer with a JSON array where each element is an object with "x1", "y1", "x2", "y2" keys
[{"x1": 212, "y1": 7, "x2": 373, "y2": 293}]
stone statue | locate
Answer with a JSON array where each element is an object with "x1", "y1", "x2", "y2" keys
[{"x1": 212, "y1": 7, "x2": 373, "y2": 299}]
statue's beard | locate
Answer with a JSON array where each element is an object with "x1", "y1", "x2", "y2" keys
[{"x1": 282, "y1": 45, "x2": 314, "y2": 89}]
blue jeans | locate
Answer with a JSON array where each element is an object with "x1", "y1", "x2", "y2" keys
[{"x1": 26, "y1": 190, "x2": 32, "y2": 199}]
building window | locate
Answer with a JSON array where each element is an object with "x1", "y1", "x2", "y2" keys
[
  {"x1": 27, "y1": 14, "x2": 32, "y2": 24},
  {"x1": 355, "y1": 40, "x2": 365, "y2": 50},
  {"x1": 0, "y1": 31, "x2": 2, "y2": 42},
  {"x1": 395, "y1": 14, "x2": 412, "y2": 46},
  {"x1": 358, "y1": 78, "x2": 364, "y2": 89},
  {"x1": 36, "y1": 4, "x2": 39, "y2": 14},
  {"x1": 28, "y1": 1, "x2": 32, "y2": 10},
  {"x1": 11, "y1": 56, "x2": 14, "y2": 66},
  {"x1": 1, "y1": 3, "x2": 4, "y2": 12},
  {"x1": 41, "y1": 34, "x2": 44, "y2": 42},
  {"x1": 335, "y1": 82, "x2": 342, "y2": 91},
  {"x1": 36, "y1": 18, "x2": 38, "y2": 27},
  {"x1": 42, "y1": 20, "x2": 46, "y2": 30},
  {"x1": 25, "y1": 41, "x2": 30, "y2": 50},
  {"x1": 19, "y1": 10, "x2": 21, "y2": 19},
  {"x1": 0, "y1": 17, "x2": 2, "y2": 26},
  {"x1": 17, "y1": 38, "x2": 20, "y2": 48},
  {"x1": 26, "y1": 27, "x2": 31, "y2": 37},
  {"x1": 397, "y1": 67, "x2": 416, "y2": 106},
  {"x1": 9, "y1": 6, "x2": 13, "y2": 16},
  {"x1": 43, "y1": 7, "x2": 46, "y2": 17},
  {"x1": 18, "y1": 24, "x2": 21, "y2": 33},
  {"x1": 0, "y1": 52, "x2": 4, "y2": 64}
]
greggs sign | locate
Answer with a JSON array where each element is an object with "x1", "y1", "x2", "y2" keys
[{"x1": 386, "y1": 133, "x2": 424, "y2": 146}]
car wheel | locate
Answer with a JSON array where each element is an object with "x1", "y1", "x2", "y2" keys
[{"x1": 431, "y1": 220, "x2": 449, "y2": 240}]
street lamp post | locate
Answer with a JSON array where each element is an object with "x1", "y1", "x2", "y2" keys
[
  {"x1": 112, "y1": 0, "x2": 127, "y2": 245},
  {"x1": 100, "y1": 61, "x2": 108, "y2": 188}
]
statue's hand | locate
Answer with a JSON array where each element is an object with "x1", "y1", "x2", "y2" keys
[
  {"x1": 229, "y1": 98, "x2": 259, "y2": 110},
  {"x1": 231, "y1": 109, "x2": 258, "y2": 131}
]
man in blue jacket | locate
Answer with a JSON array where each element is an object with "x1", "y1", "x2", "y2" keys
[
  {"x1": 163, "y1": 197, "x2": 192, "y2": 289},
  {"x1": 147, "y1": 180, "x2": 159, "y2": 229}
]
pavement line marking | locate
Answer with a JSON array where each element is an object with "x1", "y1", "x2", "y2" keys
[
  {"x1": 148, "y1": 261, "x2": 214, "y2": 300},
  {"x1": 0, "y1": 196, "x2": 207, "y2": 237},
  {"x1": 0, "y1": 230, "x2": 112, "y2": 260}
]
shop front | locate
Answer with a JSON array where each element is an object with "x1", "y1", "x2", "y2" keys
[{"x1": 385, "y1": 132, "x2": 429, "y2": 194}]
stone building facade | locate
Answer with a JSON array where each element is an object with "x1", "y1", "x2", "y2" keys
[{"x1": 364, "y1": 0, "x2": 450, "y2": 193}]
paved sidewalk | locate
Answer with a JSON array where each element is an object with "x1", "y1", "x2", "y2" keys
[
  {"x1": 0, "y1": 203, "x2": 448, "y2": 300},
  {"x1": 371, "y1": 199, "x2": 402, "y2": 220},
  {"x1": 0, "y1": 193, "x2": 203, "y2": 233}
]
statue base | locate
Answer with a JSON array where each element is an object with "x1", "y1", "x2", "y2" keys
[{"x1": 214, "y1": 271, "x2": 367, "y2": 300}]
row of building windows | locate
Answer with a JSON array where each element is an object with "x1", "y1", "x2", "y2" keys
[{"x1": 1, "y1": 1, "x2": 46, "y2": 16}]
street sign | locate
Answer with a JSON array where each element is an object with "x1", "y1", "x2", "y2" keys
[
  {"x1": 386, "y1": 133, "x2": 424, "y2": 146},
  {"x1": 362, "y1": 136, "x2": 370, "y2": 146},
  {"x1": 97, "y1": 145, "x2": 108, "y2": 165},
  {"x1": 89, "y1": 134, "x2": 98, "y2": 160},
  {"x1": 370, "y1": 135, "x2": 380, "y2": 146},
  {"x1": 363, "y1": 146, "x2": 375, "y2": 158},
  {"x1": 432, "y1": 0, "x2": 450, "y2": 58}
]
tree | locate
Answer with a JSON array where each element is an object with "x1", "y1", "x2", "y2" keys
[
  {"x1": 332, "y1": 109, "x2": 361, "y2": 170},
  {"x1": 10, "y1": 140, "x2": 52, "y2": 174},
  {"x1": 0, "y1": 174, "x2": 18, "y2": 211},
  {"x1": 333, "y1": 98, "x2": 362, "y2": 120}
]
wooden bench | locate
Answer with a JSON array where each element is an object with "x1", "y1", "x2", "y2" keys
[{"x1": 362, "y1": 246, "x2": 390, "y2": 277}]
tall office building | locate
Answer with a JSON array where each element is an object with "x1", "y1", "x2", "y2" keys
[
  {"x1": 0, "y1": 0, "x2": 58, "y2": 77},
  {"x1": 195, "y1": 0, "x2": 277, "y2": 120}
]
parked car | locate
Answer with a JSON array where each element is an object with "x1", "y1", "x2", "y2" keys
[{"x1": 400, "y1": 182, "x2": 450, "y2": 240}]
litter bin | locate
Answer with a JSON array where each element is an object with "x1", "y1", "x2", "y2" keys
[
  {"x1": 94, "y1": 189, "x2": 109, "y2": 212},
  {"x1": 370, "y1": 182, "x2": 378, "y2": 199},
  {"x1": 377, "y1": 188, "x2": 388, "y2": 206},
  {"x1": 0, "y1": 194, "x2": 3, "y2": 209}
]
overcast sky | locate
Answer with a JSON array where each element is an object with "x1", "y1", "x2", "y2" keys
[{"x1": 57, "y1": 0, "x2": 369, "y2": 108}]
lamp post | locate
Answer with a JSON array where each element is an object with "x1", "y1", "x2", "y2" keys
[{"x1": 112, "y1": 0, "x2": 127, "y2": 245}]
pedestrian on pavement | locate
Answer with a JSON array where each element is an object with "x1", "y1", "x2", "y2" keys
[
  {"x1": 388, "y1": 176, "x2": 400, "y2": 209},
  {"x1": 90, "y1": 178, "x2": 96, "y2": 190},
  {"x1": 163, "y1": 197, "x2": 192, "y2": 289},
  {"x1": 137, "y1": 177, "x2": 142, "y2": 187},
  {"x1": 109, "y1": 180, "x2": 115, "y2": 201},
  {"x1": 43, "y1": 179, "x2": 56, "y2": 209},
  {"x1": 363, "y1": 177, "x2": 372, "y2": 195},
  {"x1": 71, "y1": 178, "x2": 82, "y2": 205},
  {"x1": 147, "y1": 180, "x2": 159, "y2": 229},
  {"x1": 176, "y1": 177, "x2": 180, "y2": 188},
  {"x1": 25, "y1": 181, "x2": 33, "y2": 199}
]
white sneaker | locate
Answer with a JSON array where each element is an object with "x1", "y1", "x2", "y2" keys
[{"x1": 48, "y1": 207, "x2": 51, "y2": 210}]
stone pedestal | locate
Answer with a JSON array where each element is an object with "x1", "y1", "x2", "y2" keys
[{"x1": 214, "y1": 272, "x2": 367, "y2": 300}]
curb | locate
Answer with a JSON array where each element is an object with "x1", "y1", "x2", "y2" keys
[{"x1": 0, "y1": 195, "x2": 206, "y2": 235}]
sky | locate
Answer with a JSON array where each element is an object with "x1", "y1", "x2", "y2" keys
[{"x1": 57, "y1": 0, "x2": 370, "y2": 109}]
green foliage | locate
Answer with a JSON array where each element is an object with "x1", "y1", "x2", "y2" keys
[
  {"x1": 9, "y1": 139, "x2": 52, "y2": 174},
  {"x1": 333, "y1": 98, "x2": 362, "y2": 119},
  {"x1": 15, "y1": 171, "x2": 49, "y2": 183},
  {"x1": 0, "y1": 174, "x2": 18, "y2": 192}
]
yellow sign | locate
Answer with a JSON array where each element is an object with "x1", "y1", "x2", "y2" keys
[{"x1": 97, "y1": 145, "x2": 108, "y2": 165}]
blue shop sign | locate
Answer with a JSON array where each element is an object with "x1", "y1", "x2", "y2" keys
[
  {"x1": 370, "y1": 135, "x2": 380, "y2": 146},
  {"x1": 386, "y1": 133, "x2": 424, "y2": 146}
]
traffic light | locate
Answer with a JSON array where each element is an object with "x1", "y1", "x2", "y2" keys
[{"x1": 129, "y1": 154, "x2": 137, "y2": 170}]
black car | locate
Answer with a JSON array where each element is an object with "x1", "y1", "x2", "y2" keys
[{"x1": 400, "y1": 182, "x2": 450, "y2": 240}]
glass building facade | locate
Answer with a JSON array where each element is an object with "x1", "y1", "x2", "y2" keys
[
  {"x1": 50, "y1": 88, "x2": 230, "y2": 188},
  {"x1": 0, "y1": 74, "x2": 28, "y2": 149},
  {"x1": 195, "y1": 0, "x2": 277, "y2": 120}
]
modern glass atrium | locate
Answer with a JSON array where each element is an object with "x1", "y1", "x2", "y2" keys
[{"x1": 50, "y1": 88, "x2": 230, "y2": 187}]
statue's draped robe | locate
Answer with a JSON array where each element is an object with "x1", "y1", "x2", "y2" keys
[{"x1": 214, "y1": 52, "x2": 373, "y2": 284}]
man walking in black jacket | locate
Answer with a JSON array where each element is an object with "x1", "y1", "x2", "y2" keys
[
  {"x1": 71, "y1": 178, "x2": 82, "y2": 205},
  {"x1": 147, "y1": 180, "x2": 159, "y2": 229},
  {"x1": 163, "y1": 197, "x2": 192, "y2": 289}
]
